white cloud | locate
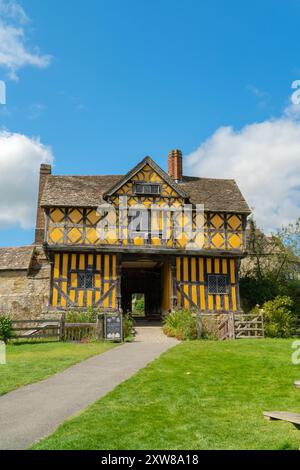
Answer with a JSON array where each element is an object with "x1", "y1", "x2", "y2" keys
[
  {"x1": 0, "y1": 0, "x2": 51, "y2": 80},
  {"x1": 186, "y1": 118, "x2": 300, "y2": 233},
  {"x1": 0, "y1": 131, "x2": 53, "y2": 229}
]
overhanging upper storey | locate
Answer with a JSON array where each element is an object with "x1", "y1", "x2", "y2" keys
[{"x1": 36, "y1": 150, "x2": 251, "y2": 254}]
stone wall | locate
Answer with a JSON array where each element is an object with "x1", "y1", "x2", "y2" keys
[{"x1": 0, "y1": 247, "x2": 51, "y2": 319}]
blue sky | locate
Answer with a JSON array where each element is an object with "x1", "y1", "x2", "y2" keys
[{"x1": 0, "y1": 0, "x2": 300, "y2": 246}]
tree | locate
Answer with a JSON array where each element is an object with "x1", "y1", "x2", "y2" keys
[{"x1": 240, "y1": 218, "x2": 300, "y2": 313}]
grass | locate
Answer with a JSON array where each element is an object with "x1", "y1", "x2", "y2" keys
[
  {"x1": 32, "y1": 338, "x2": 300, "y2": 450},
  {"x1": 0, "y1": 340, "x2": 115, "y2": 396}
]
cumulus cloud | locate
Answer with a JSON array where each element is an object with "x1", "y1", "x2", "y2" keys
[
  {"x1": 186, "y1": 118, "x2": 300, "y2": 233},
  {"x1": 0, "y1": 131, "x2": 53, "y2": 229},
  {"x1": 0, "y1": 0, "x2": 51, "y2": 80}
]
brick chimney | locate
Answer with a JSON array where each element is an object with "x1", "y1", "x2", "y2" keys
[
  {"x1": 35, "y1": 163, "x2": 52, "y2": 244},
  {"x1": 168, "y1": 149, "x2": 183, "y2": 182}
]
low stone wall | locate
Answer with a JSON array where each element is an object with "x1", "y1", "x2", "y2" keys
[{"x1": 0, "y1": 248, "x2": 51, "y2": 320}]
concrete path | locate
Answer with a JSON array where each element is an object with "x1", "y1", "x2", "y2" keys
[{"x1": 0, "y1": 327, "x2": 178, "y2": 450}]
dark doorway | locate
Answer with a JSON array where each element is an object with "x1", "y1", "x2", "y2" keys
[{"x1": 121, "y1": 265, "x2": 162, "y2": 321}]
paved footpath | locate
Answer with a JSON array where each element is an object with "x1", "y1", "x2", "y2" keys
[{"x1": 0, "y1": 327, "x2": 178, "y2": 450}]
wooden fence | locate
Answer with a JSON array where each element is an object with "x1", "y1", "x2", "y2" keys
[
  {"x1": 12, "y1": 315, "x2": 104, "y2": 342},
  {"x1": 199, "y1": 313, "x2": 265, "y2": 340},
  {"x1": 11, "y1": 319, "x2": 61, "y2": 340}
]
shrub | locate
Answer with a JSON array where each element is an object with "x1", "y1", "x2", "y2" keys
[
  {"x1": 123, "y1": 314, "x2": 134, "y2": 340},
  {"x1": 260, "y1": 296, "x2": 294, "y2": 338},
  {"x1": 201, "y1": 316, "x2": 219, "y2": 340},
  {"x1": 0, "y1": 315, "x2": 13, "y2": 344},
  {"x1": 163, "y1": 309, "x2": 198, "y2": 340},
  {"x1": 65, "y1": 307, "x2": 101, "y2": 323}
]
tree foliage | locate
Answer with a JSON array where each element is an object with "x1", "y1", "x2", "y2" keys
[{"x1": 240, "y1": 218, "x2": 300, "y2": 313}]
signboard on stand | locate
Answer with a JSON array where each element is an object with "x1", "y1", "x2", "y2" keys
[{"x1": 104, "y1": 314, "x2": 123, "y2": 342}]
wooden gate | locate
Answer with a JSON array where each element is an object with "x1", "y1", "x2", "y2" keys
[{"x1": 199, "y1": 313, "x2": 264, "y2": 340}]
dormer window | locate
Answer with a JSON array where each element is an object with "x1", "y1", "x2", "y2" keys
[{"x1": 133, "y1": 183, "x2": 161, "y2": 195}]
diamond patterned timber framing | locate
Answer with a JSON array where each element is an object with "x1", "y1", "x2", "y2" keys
[
  {"x1": 85, "y1": 228, "x2": 99, "y2": 244},
  {"x1": 211, "y1": 232, "x2": 225, "y2": 249},
  {"x1": 209, "y1": 213, "x2": 226, "y2": 249},
  {"x1": 46, "y1": 193, "x2": 245, "y2": 251},
  {"x1": 49, "y1": 227, "x2": 64, "y2": 244},
  {"x1": 227, "y1": 214, "x2": 241, "y2": 230},
  {"x1": 67, "y1": 227, "x2": 82, "y2": 244},
  {"x1": 68, "y1": 208, "x2": 84, "y2": 224},
  {"x1": 228, "y1": 233, "x2": 242, "y2": 249},
  {"x1": 50, "y1": 208, "x2": 65, "y2": 223}
]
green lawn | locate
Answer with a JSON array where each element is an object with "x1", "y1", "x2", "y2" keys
[
  {"x1": 33, "y1": 339, "x2": 300, "y2": 450},
  {"x1": 0, "y1": 341, "x2": 115, "y2": 396}
]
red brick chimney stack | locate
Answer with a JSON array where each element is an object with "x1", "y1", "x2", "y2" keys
[
  {"x1": 168, "y1": 149, "x2": 183, "y2": 182},
  {"x1": 35, "y1": 163, "x2": 52, "y2": 244}
]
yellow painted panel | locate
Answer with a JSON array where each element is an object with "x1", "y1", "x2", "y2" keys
[
  {"x1": 50, "y1": 228, "x2": 63, "y2": 243},
  {"x1": 79, "y1": 254, "x2": 85, "y2": 270},
  {"x1": 87, "y1": 290, "x2": 93, "y2": 307},
  {"x1": 71, "y1": 254, "x2": 77, "y2": 270},
  {"x1": 230, "y1": 259, "x2": 236, "y2": 284},
  {"x1": 62, "y1": 254, "x2": 68, "y2": 279},
  {"x1": 215, "y1": 258, "x2": 220, "y2": 274},
  {"x1": 54, "y1": 254, "x2": 60, "y2": 279},
  {"x1": 112, "y1": 255, "x2": 116, "y2": 278},
  {"x1": 200, "y1": 285, "x2": 206, "y2": 310},
  {"x1": 104, "y1": 255, "x2": 110, "y2": 278},
  {"x1": 68, "y1": 208, "x2": 82, "y2": 224},
  {"x1": 96, "y1": 254, "x2": 101, "y2": 271},
  {"x1": 228, "y1": 233, "x2": 242, "y2": 249},
  {"x1": 51, "y1": 208, "x2": 65, "y2": 223},
  {"x1": 69, "y1": 290, "x2": 75, "y2": 304},
  {"x1": 231, "y1": 286, "x2": 237, "y2": 311},
  {"x1": 95, "y1": 290, "x2": 100, "y2": 304},
  {"x1": 211, "y1": 213, "x2": 223, "y2": 229},
  {"x1": 67, "y1": 228, "x2": 82, "y2": 244},
  {"x1": 206, "y1": 258, "x2": 212, "y2": 274},
  {"x1": 199, "y1": 258, "x2": 204, "y2": 282},
  {"x1": 78, "y1": 290, "x2": 84, "y2": 307},
  {"x1": 111, "y1": 286, "x2": 116, "y2": 309},
  {"x1": 71, "y1": 273, "x2": 77, "y2": 288},
  {"x1": 176, "y1": 257, "x2": 181, "y2": 306},
  {"x1": 86, "y1": 210, "x2": 100, "y2": 225},
  {"x1": 103, "y1": 255, "x2": 110, "y2": 308},
  {"x1": 212, "y1": 233, "x2": 224, "y2": 248},
  {"x1": 224, "y1": 295, "x2": 229, "y2": 311},
  {"x1": 86, "y1": 228, "x2": 99, "y2": 244},
  {"x1": 183, "y1": 257, "x2": 189, "y2": 308},
  {"x1": 222, "y1": 259, "x2": 227, "y2": 274},
  {"x1": 61, "y1": 282, "x2": 67, "y2": 308},
  {"x1": 88, "y1": 254, "x2": 93, "y2": 266},
  {"x1": 216, "y1": 294, "x2": 221, "y2": 310},
  {"x1": 208, "y1": 295, "x2": 214, "y2": 310},
  {"x1": 192, "y1": 285, "x2": 197, "y2": 305},
  {"x1": 52, "y1": 287, "x2": 58, "y2": 307},
  {"x1": 227, "y1": 214, "x2": 241, "y2": 230},
  {"x1": 95, "y1": 273, "x2": 100, "y2": 288}
]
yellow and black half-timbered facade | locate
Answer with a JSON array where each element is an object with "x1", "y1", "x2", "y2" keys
[{"x1": 35, "y1": 150, "x2": 250, "y2": 318}]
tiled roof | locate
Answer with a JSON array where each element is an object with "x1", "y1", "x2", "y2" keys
[
  {"x1": 40, "y1": 163, "x2": 251, "y2": 214},
  {"x1": 0, "y1": 246, "x2": 35, "y2": 271}
]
